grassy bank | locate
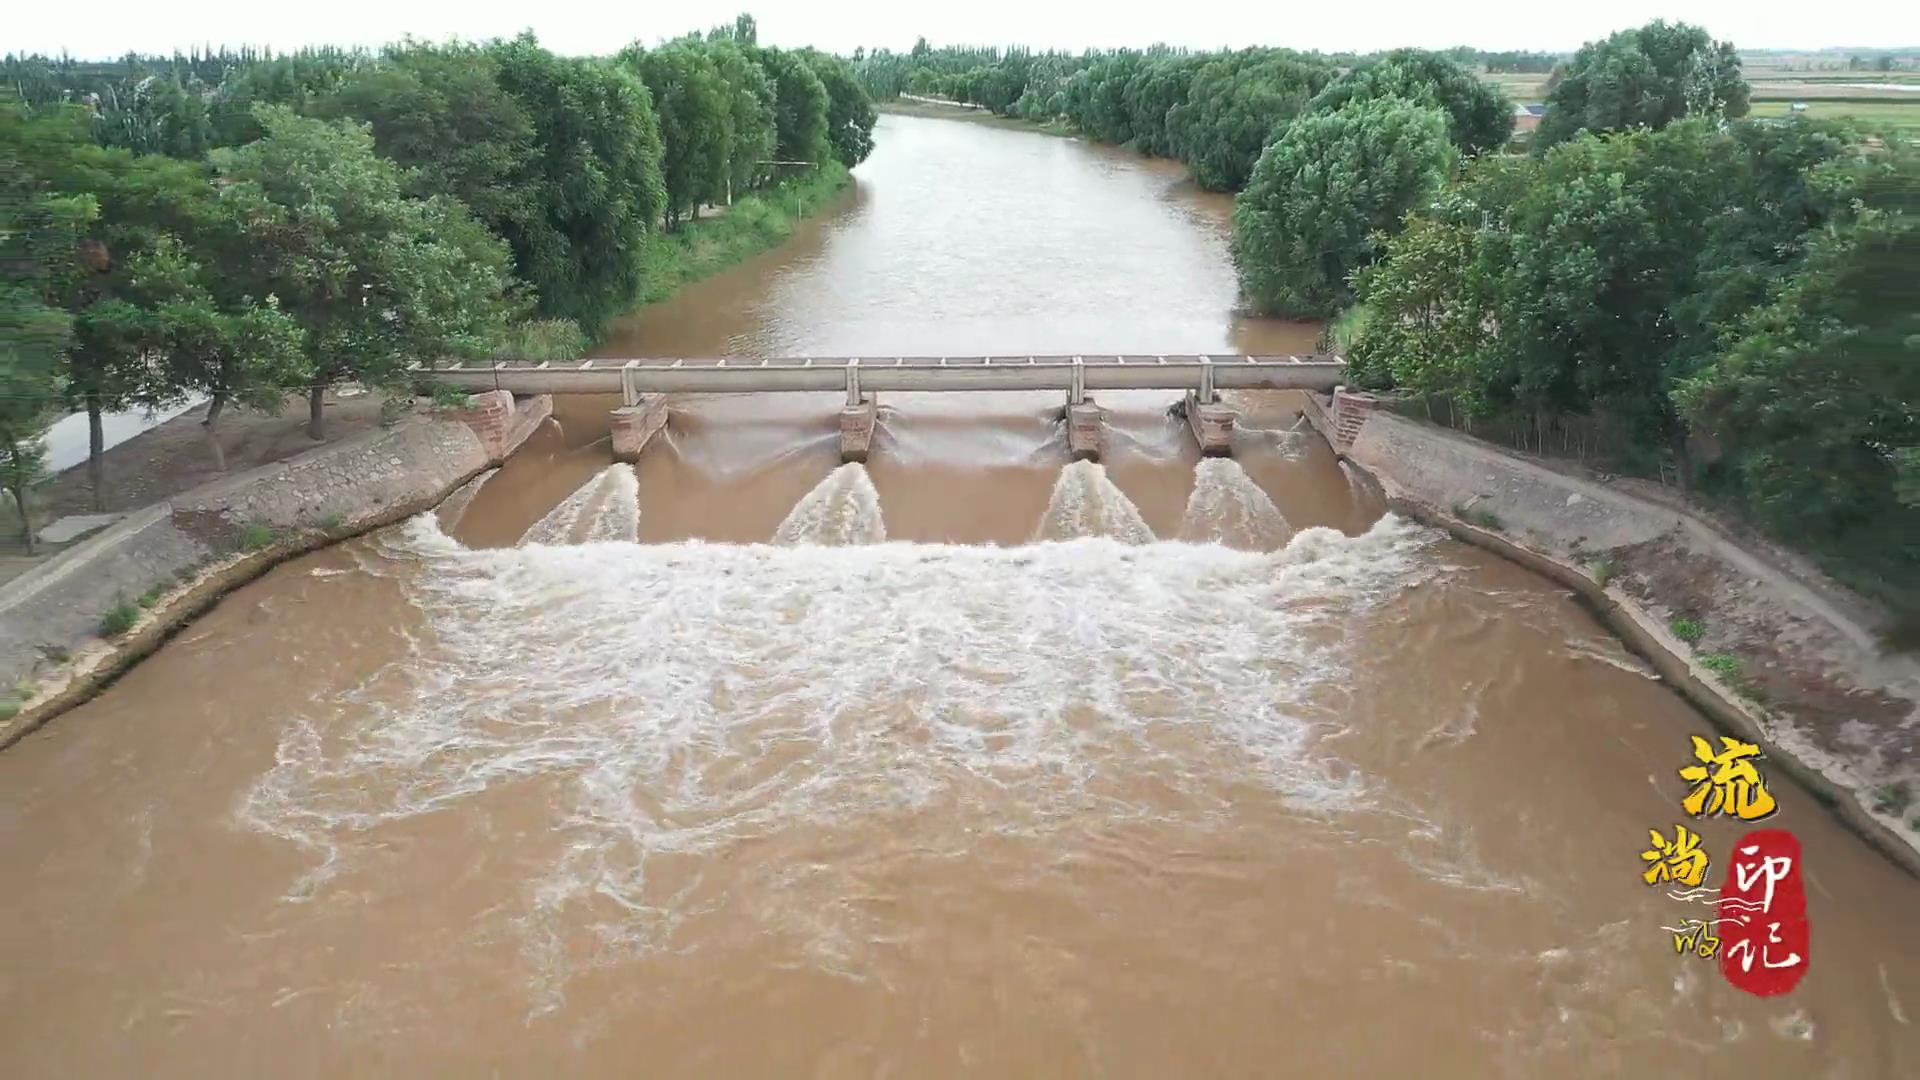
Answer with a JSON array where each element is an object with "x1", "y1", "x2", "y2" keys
[
  {"x1": 637, "y1": 163, "x2": 854, "y2": 305},
  {"x1": 878, "y1": 98, "x2": 1076, "y2": 137}
]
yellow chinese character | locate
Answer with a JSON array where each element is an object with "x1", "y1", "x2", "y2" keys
[
  {"x1": 1678, "y1": 735, "x2": 1778, "y2": 820},
  {"x1": 1670, "y1": 919, "x2": 1722, "y2": 959},
  {"x1": 1642, "y1": 823, "x2": 1710, "y2": 887}
]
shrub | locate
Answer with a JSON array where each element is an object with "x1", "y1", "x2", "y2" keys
[
  {"x1": 1670, "y1": 617, "x2": 1705, "y2": 644},
  {"x1": 428, "y1": 383, "x2": 474, "y2": 411},
  {"x1": 493, "y1": 318, "x2": 590, "y2": 363},
  {"x1": 99, "y1": 598, "x2": 140, "y2": 637},
  {"x1": 1699, "y1": 652, "x2": 1742, "y2": 681},
  {"x1": 1453, "y1": 501, "x2": 1503, "y2": 531}
]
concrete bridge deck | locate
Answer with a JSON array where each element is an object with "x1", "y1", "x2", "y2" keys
[
  {"x1": 422, "y1": 354, "x2": 1346, "y2": 401},
  {"x1": 423, "y1": 355, "x2": 1348, "y2": 464}
]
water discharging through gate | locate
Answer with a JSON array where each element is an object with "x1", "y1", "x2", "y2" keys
[{"x1": 2, "y1": 112, "x2": 1917, "y2": 1078}]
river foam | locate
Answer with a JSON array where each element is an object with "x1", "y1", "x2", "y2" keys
[
  {"x1": 519, "y1": 466, "x2": 640, "y2": 546},
  {"x1": 1034, "y1": 460, "x2": 1154, "y2": 543},
  {"x1": 1179, "y1": 457, "x2": 1293, "y2": 550},
  {"x1": 240, "y1": 512, "x2": 1436, "y2": 1006},
  {"x1": 774, "y1": 463, "x2": 887, "y2": 545}
]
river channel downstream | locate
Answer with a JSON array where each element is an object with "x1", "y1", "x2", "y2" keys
[{"x1": 1, "y1": 113, "x2": 1915, "y2": 1076}]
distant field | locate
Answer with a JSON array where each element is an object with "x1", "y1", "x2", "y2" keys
[
  {"x1": 1480, "y1": 68, "x2": 1920, "y2": 110},
  {"x1": 1746, "y1": 98, "x2": 1920, "y2": 135},
  {"x1": 1747, "y1": 79, "x2": 1920, "y2": 101},
  {"x1": 1482, "y1": 72, "x2": 1550, "y2": 102}
]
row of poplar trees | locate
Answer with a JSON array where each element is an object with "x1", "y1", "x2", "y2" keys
[{"x1": 1, "y1": 13, "x2": 876, "y2": 541}]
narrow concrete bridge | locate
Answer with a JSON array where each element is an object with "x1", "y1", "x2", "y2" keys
[{"x1": 422, "y1": 354, "x2": 1346, "y2": 462}]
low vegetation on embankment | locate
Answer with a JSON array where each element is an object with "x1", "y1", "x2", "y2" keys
[
  {"x1": 1, "y1": 13, "x2": 876, "y2": 546},
  {"x1": 638, "y1": 162, "x2": 852, "y2": 304},
  {"x1": 857, "y1": 22, "x2": 1919, "y2": 634}
]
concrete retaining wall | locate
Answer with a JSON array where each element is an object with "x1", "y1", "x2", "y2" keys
[
  {"x1": 1304, "y1": 391, "x2": 1920, "y2": 876},
  {"x1": 0, "y1": 397, "x2": 548, "y2": 749}
]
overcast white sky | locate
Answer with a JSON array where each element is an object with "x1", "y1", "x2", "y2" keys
[{"x1": 9, "y1": 1, "x2": 1915, "y2": 59}]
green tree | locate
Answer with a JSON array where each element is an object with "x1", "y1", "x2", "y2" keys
[
  {"x1": 758, "y1": 47, "x2": 831, "y2": 166},
  {"x1": 314, "y1": 42, "x2": 538, "y2": 234},
  {"x1": 1669, "y1": 119, "x2": 1860, "y2": 380},
  {"x1": 121, "y1": 229, "x2": 304, "y2": 471},
  {"x1": 1309, "y1": 49, "x2": 1514, "y2": 154},
  {"x1": 210, "y1": 107, "x2": 522, "y2": 439},
  {"x1": 1068, "y1": 53, "x2": 1145, "y2": 145},
  {"x1": 41, "y1": 123, "x2": 215, "y2": 507},
  {"x1": 205, "y1": 50, "x2": 365, "y2": 147},
  {"x1": 489, "y1": 37, "x2": 666, "y2": 335},
  {"x1": 1232, "y1": 96, "x2": 1453, "y2": 317},
  {"x1": 1124, "y1": 56, "x2": 1206, "y2": 158},
  {"x1": 1346, "y1": 153, "x2": 1538, "y2": 400},
  {"x1": 1490, "y1": 122, "x2": 1732, "y2": 465},
  {"x1": 0, "y1": 99, "x2": 92, "y2": 550},
  {"x1": 1536, "y1": 20, "x2": 1749, "y2": 149},
  {"x1": 1679, "y1": 160, "x2": 1920, "y2": 546},
  {"x1": 707, "y1": 39, "x2": 777, "y2": 200},
  {"x1": 803, "y1": 50, "x2": 877, "y2": 167},
  {"x1": 628, "y1": 43, "x2": 730, "y2": 228},
  {"x1": 1171, "y1": 49, "x2": 1335, "y2": 191}
]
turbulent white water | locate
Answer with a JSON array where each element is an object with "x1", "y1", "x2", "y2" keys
[
  {"x1": 581, "y1": 468, "x2": 640, "y2": 544},
  {"x1": 241, "y1": 512, "x2": 1437, "y2": 1003},
  {"x1": 1035, "y1": 460, "x2": 1155, "y2": 543},
  {"x1": 773, "y1": 463, "x2": 888, "y2": 545},
  {"x1": 519, "y1": 466, "x2": 640, "y2": 546},
  {"x1": 1180, "y1": 458, "x2": 1293, "y2": 550}
]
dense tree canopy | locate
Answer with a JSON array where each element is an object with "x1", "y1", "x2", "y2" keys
[
  {"x1": 1679, "y1": 159, "x2": 1920, "y2": 544},
  {"x1": 1232, "y1": 96, "x2": 1453, "y2": 317},
  {"x1": 1536, "y1": 20, "x2": 1749, "y2": 148},
  {"x1": 209, "y1": 107, "x2": 522, "y2": 437},
  {"x1": 802, "y1": 50, "x2": 877, "y2": 167},
  {"x1": 313, "y1": 43, "x2": 537, "y2": 232},
  {"x1": 854, "y1": 43, "x2": 1348, "y2": 192},
  {"x1": 489, "y1": 38, "x2": 666, "y2": 335},
  {"x1": 706, "y1": 39, "x2": 779, "y2": 196},
  {"x1": 0, "y1": 99, "x2": 91, "y2": 546},
  {"x1": 1346, "y1": 99, "x2": 1916, "y2": 607},
  {"x1": 1172, "y1": 50, "x2": 1335, "y2": 191},
  {"x1": 628, "y1": 43, "x2": 731, "y2": 228},
  {"x1": 0, "y1": 17, "x2": 873, "y2": 530},
  {"x1": 1308, "y1": 50, "x2": 1514, "y2": 154},
  {"x1": 758, "y1": 47, "x2": 831, "y2": 167}
]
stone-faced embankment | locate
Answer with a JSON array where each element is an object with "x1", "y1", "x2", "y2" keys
[
  {"x1": 0, "y1": 393, "x2": 548, "y2": 749},
  {"x1": 1301, "y1": 390, "x2": 1920, "y2": 876}
]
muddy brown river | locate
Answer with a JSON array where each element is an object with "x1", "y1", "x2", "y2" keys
[{"x1": 2, "y1": 113, "x2": 1916, "y2": 1076}]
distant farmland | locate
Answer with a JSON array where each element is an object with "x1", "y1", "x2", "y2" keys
[{"x1": 1480, "y1": 63, "x2": 1920, "y2": 138}]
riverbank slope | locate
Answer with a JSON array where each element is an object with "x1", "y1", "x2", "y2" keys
[
  {"x1": 1302, "y1": 389, "x2": 1920, "y2": 874},
  {"x1": 0, "y1": 394, "x2": 549, "y2": 748}
]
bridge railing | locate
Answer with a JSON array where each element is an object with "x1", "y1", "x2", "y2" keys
[{"x1": 421, "y1": 354, "x2": 1348, "y2": 404}]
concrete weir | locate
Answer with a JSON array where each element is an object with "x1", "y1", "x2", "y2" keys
[
  {"x1": 1180, "y1": 391, "x2": 1236, "y2": 456},
  {"x1": 1067, "y1": 401, "x2": 1105, "y2": 460},
  {"x1": 611, "y1": 394, "x2": 670, "y2": 463},
  {"x1": 841, "y1": 396, "x2": 878, "y2": 463},
  {"x1": 420, "y1": 354, "x2": 1346, "y2": 464}
]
